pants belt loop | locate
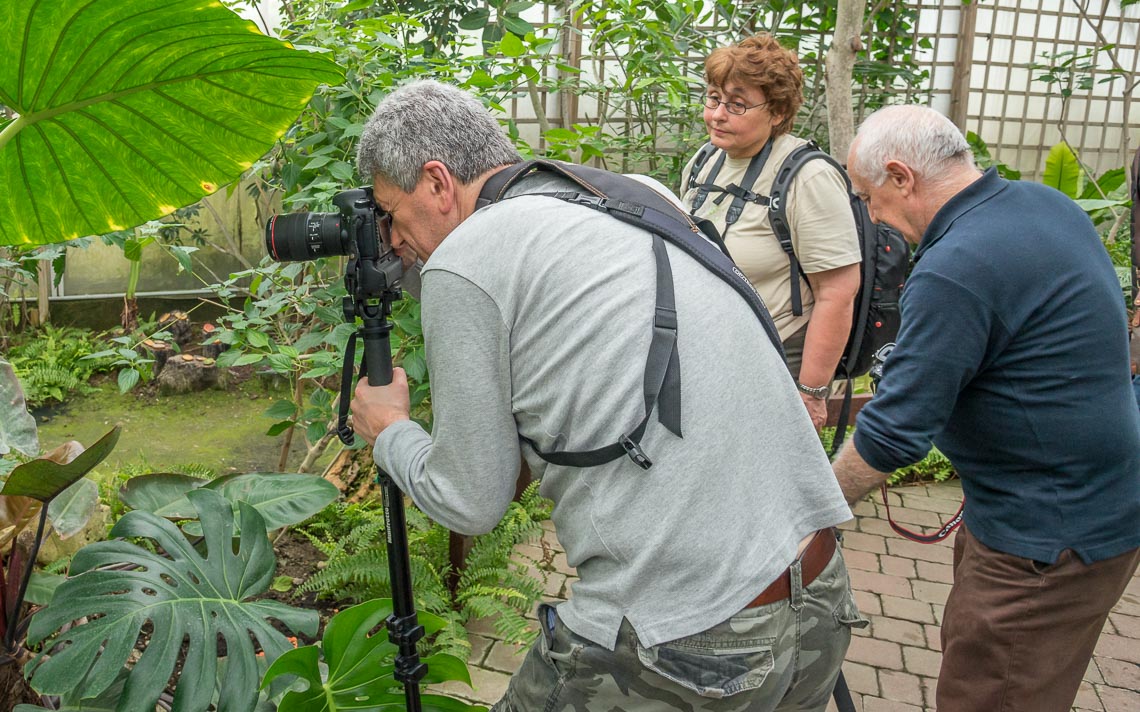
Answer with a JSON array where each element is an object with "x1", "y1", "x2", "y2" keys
[{"x1": 789, "y1": 559, "x2": 805, "y2": 612}]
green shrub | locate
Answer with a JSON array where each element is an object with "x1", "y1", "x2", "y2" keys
[
  {"x1": 297, "y1": 482, "x2": 552, "y2": 659},
  {"x1": 7, "y1": 325, "x2": 117, "y2": 407}
]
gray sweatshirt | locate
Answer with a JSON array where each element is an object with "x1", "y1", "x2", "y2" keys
[{"x1": 374, "y1": 174, "x2": 851, "y2": 650}]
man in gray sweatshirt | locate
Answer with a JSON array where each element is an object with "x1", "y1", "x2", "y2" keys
[{"x1": 349, "y1": 79, "x2": 863, "y2": 712}]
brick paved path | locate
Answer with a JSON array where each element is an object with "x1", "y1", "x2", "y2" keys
[{"x1": 437, "y1": 481, "x2": 1140, "y2": 711}]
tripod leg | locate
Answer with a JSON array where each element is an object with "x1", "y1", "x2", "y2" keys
[
  {"x1": 380, "y1": 470, "x2": 427, "y2": 711},
  {"x1": 832, "y1": 669, "x2": 857, "y2": 712}
]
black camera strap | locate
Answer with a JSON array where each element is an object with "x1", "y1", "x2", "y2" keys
[{"x1": 517, "y1": 231, "x2": 681, "y2": 471}]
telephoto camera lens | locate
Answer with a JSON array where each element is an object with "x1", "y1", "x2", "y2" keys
[{"x1": 264, "y1": 212, "x2": 347, "y2": 261}]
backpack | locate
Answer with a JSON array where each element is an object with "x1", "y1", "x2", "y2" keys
[
  {"x1": 476, "y1": 158, "x2": 785, "y2": 472},
  {"x1": 687, "y1": 140, "x2": 910, "y2": 454}
]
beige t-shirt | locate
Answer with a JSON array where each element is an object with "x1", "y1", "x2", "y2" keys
[{"x1": 681, "y1": 133, "x2": 860, "y2": 341}]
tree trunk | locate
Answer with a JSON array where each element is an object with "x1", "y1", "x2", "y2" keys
[{"x1": 825, "y1": 0, "x2": 867, "y2": 161}]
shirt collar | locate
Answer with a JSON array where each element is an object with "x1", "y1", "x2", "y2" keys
[{"x1": 914, "y1": 167, "x2": 1005, "y2": 262}]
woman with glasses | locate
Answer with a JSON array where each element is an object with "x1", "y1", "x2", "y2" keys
[{"x1": 681, "y1": 33, "x2": 861, "y2": 432}]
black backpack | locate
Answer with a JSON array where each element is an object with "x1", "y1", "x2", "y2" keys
[
  {"x1": 476, "y1": 158, "x2": 785, "y2": 472},
  {"x1": 688, "y1": 140, "x2": 910, "y2": 453}
]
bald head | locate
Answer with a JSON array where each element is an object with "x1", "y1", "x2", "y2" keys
[{"x1": 849, "y1": 105, "x2": 975, "y2": 188}]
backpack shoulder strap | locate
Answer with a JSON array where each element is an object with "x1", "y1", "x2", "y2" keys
[
  {"x1": 768, "y1": 141, "x2": 853, "y2": 317},
  {"x1": 474, "y1": 159, "x2": 785, "y2": 471},
  {"x1": 688, "y1": 142, "x2": 722, "y2": 211}
]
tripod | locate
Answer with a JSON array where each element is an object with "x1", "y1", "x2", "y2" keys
[{"x1": 337, "y1": 282, "x2": 426, "y2": 711}]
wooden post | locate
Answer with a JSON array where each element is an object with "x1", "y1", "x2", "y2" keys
[
  {"x1": 949, "y1": 1, "x2": 978, "y2": 132},
  {"x1": 35, "y1": 261, "x2": 51, "y2": 326}
]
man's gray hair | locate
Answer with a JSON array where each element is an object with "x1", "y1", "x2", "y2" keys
[
  {"x1": 356, "y1": 79, "x2": 521, "y2": 192},
  {"x1": 851, "y1": 105, "x2": 974, "y2": 186}
]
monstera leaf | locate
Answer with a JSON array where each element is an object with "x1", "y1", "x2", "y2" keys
[
  {"x1": 0, "y1": 0, "x2": 344, "y2": 245},
  {"x1": 263, "y1": 598, "x2": 485, "y2": 712},
  {"x1": 26, "y1": 488, "x2": 318, "y2": 712},
  {"x1": 0, "y1": 358, "x2": 38, "y2": 457},
  {"x1": 120, "y1": 471, "x2": 339, "y2": 533}
]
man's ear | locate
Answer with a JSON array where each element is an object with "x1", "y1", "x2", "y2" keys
[
  {"x1": 420, "y1": 160, "x2": 457, "y2": 212},
  {"x1": 884, "y1": 160, "x2": 915, "y2": 194}
]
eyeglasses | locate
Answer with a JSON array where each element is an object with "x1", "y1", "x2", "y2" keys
[{"x1": 703, "y1": 94, "x2": 767, "y2": 116}]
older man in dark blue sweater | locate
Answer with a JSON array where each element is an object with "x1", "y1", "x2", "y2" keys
[{"x1": 833, "y1": 105, "x2": 1140, "y2": 712}]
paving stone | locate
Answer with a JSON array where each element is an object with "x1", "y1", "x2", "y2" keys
[
  {"x1": 880, "y1": 595, "x2": 935, "y2": 624},
  {"x1": 878, "y1": 669, "x2": 925, "y2": 706},
  {"x1": 854, "y1": 589, "x2": 882, "y2": 616},
  {"x1": 896, "y1": 492, "x2": 966, "y2": 516},
  {"x1": 879, "y1": 555, "x2": 917, "y2": 579},
  {"x1": 849, "y1": 569, "x2": 914, "y2": 599},
  {"x1": 861, "y1": 696, "x2": 923, "y2": 711},
  {"x1": 853, "y1": 498, "x2": 878, "y2": 517},
  {"x1": 467, "y1": 615, "x2": 504, "y2": 641},
  {"x1": 878, "y1": 506, "x2": 943, "y2": 528},
  {"x1": 542, "y1": 572, "x2": 569, "y2": 598},
  {"x1": 885, "y1": 538, "x2": 954, "y2": 565},
  {"x1": 915, "y1": 560, "x2": 953, "y2": 585},
  {"x1": 844, "y1": 532, "x2": 888, "y2": 555},
  {"x1": 856, "y1": 516, "x2": 903, "y2": 538},
  {"x1": 847, "y1": 637, "x2": 904, "y2": 671},
  {"x1": 1084, "y1": 658, "x2": 1103, "y2": 685},
  {"x1": 911, "y1": 580, "x2": 952, "y2": 605},
  {"x1": 1097, "y1": 657, "x2": 1140, "y2": 689},
  {"x1": 483, "y1": 639, "x2": 531, "y2": 673},
  {"x1": 932, "y1": 603, "x2": 945, "y2": 626},
  {"x1": 870, "y1": 615, "x2": 927, "y2": 647},
  {"x1": 1097, "y1": 683, "x2": 1140, "y2": 711},
  {"x1": 902, "y1": 645, "x2": 943, "y2": 678},
  {"x1": 924, "y1": 624, "x2": 942, "y2": 652},
  {"x1": 468, "y1": 634, "x2": 494, "y2": 666},
  {"x1": 1107, "y1": 612, "x2": 1140, "y2": 639},
  {"x1": 920, "y1": 676, "x2": 938, "y2": 708},
  {"x1": 1072, "y1": 680, "x2": 1104, "y2": 711},
  {"x1": 1095, "y1": 634, "x2": 1140, "y2": 664},
  {"x1": 923, "y1": 481, "x2": 964, "y2": 501},
  {"x1": 843, "y1": 548, "x2": 881, "y2": 572},
  {"x1": 431, "y1": 666, "x2": 513, "y2": 705},
  {"x1": 842, "y1": 661, "x2": 880, "y2": 695}
]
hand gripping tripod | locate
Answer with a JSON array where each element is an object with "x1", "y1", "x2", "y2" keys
[{"x1": 336, "y1": 262, "x2": 426, "y2": 711}]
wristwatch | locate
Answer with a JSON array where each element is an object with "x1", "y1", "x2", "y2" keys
[{"x1": 796, "y1": 382, "x2": 831, "y2": 400}]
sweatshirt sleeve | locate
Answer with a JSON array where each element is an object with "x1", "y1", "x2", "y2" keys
[
  {"x1": 373, "y1": 269, "x2": 520, "y2": 535},
  {"x1": 853, "y1": 269, "x2": 1000, "y2": 472}
]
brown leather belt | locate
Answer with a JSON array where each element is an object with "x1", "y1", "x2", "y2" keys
[{"x1": 745, "y1": 529, "x2": 837, "y2": 608}]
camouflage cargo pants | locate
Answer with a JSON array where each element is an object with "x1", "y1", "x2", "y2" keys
[{"x1": 492, "y1": 547, "x2": 867, "y2": 712}]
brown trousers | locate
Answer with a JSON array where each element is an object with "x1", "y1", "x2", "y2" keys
[{"x1": 937, "y1": 525, "x2": 1139, "y2": 712}]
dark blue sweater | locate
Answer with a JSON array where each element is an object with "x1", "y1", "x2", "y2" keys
[{"x1": 854, "y1": 168, "x2": 1140, "y2": 564}]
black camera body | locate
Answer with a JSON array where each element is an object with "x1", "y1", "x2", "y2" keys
[{"x1": 264, "y1": 187, "x2": 405, "y2": 390}]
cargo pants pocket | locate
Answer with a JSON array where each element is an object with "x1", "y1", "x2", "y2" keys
[{"x1": 634, "y1": 623, "x2": 776, "y2": 699}]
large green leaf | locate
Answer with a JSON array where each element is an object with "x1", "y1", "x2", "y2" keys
[
  {"x1": 121, "y1": 471, "x2": 339, "y2": 534},
  {"x1": 46, "y1": 477, "x2": 100, "y2": 539},
  {"x1": 203, "y1": 472, "x2": 339, "y2": 530},
  {"x1": 0, "y1": 0, "x2": 345, "y2": 245},
  {"x1": 117, "y1": 472, "x2": 208, "y2": 518},
  {"x1": 263, "y1": 598, "x2": 485, "y2": 712},
  {"x1": 1042, "y1": 142, "x2": 1081, "y2": 198},
  {"x1": 26, "y1": 489, "x2": 318, "y2": 712},
  {"x1": 2, "y1": 427, "x2": 120, "y2": 502},
  {"x1": 0, "y1": 358, "x2": 38, "y2": 457}
]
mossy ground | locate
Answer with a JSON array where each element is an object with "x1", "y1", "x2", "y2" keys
[{"x1": 33, "y1": 373, "x2": 336, "y2": 478}]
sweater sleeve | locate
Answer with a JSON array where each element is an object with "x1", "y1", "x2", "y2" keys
[
  {"x1": 373, "y1": 269, "x2": 520, "y2": 535},
  {"x1": 853, "y1": 269, "x2": 1001, "y2": 472}
]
